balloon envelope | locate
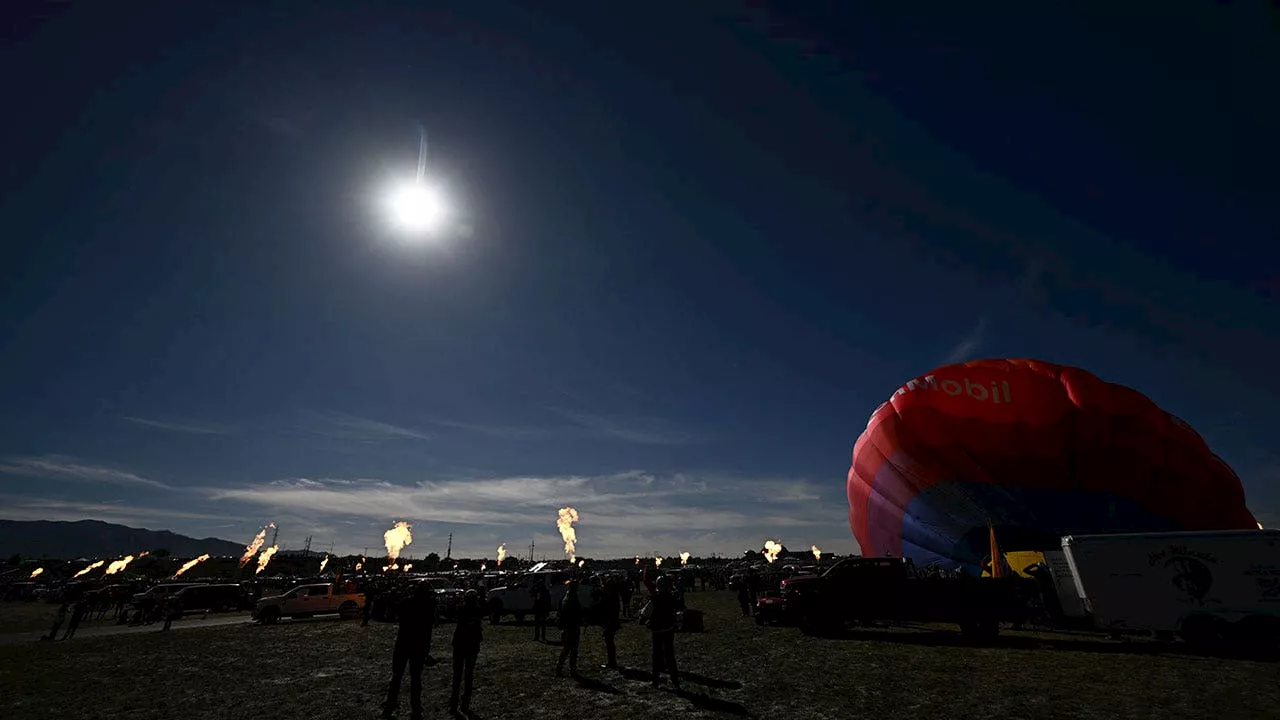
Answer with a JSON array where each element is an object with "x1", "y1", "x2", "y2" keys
[{"x1": 848, "y1": 359, "x2": 1257, "y2": 569}]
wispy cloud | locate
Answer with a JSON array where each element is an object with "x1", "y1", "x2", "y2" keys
[
  {"x1": 0, "y1": 456, "x2": 171, "y2": 490},
  {"x1": 548, "y1": 408, "x2": 702, "y2": 446},
  {"x1": 420, "y1": 409, "x2": 703, "y2": 446},
  {"x1": 0, "y1": 496, "x2": 224, "y2": 524},
  {"x1": 942, "y1": 315, "x2": 989, "y2": 365},
  {"x1": 420, "y1": 418, "x2": 551, "y2": 439},
  {"x1": 310, "y1": 412, "x2": 433, "y2": 442},
  {"x1": 119, "y1": 416, "x2": 234, "y2": 435},
  {"x1": 205, "y1": 471, "x2": 853, "y2": 558}
]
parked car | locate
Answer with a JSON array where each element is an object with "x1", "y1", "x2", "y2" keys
[
  {"x1": 485, "y1": 570, "x2": 597, "y2": 624},
  {"x1": 131, "y1": 583, "x2": 201, "y2": 608},
  {"x1": 172, "y1": 584, "x2": 251, "y2": 615},
  {"x1": 416, "y1": 577, "x2": 465, "y2": 620}
]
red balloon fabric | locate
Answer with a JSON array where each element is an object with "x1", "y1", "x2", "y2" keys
[{"x1": 848, "y1": 359, "x2": 1257, "y2": 567}]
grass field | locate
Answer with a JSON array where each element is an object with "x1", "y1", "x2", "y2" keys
[
  {"x1": 2, "y1": 591, "x2": 1277, "y2": 719},
  {"x1": 0, "y1": 602, "x2": 63, "y2": 633}
]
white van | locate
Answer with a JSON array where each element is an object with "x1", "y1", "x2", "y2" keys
[{"x1": 485, "y1": 570, "x2": 596, "y2": 623}]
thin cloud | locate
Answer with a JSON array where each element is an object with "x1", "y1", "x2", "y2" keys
[
  {"x1": 420, "y1": 418, "x2": 552, "y2": 439},
  {"x1": 0, "y1": 456, "x2": 171, "y2": 490},
  {"x1": 548, "y1": 407, "x2": 702, "y2": 445},
  {"x1": 0, "y1": 496, "x2": 225, "y2": 523},
  {"x1": 310, "y1": 412, "x2": 433, "y2": 442},
  {"x1": 422, "y1": 409, "x2": 703, "y2": 446},
  {"x1": 942, "y1": 315, "x2": 989, "y2": 365},
  {"x1": 119, "y1": 416, "x2": 234, "y2": 435}
]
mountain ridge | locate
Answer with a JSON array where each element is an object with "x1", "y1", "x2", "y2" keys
[{"x1": 0, "y1": 519, "x2": 244, "y2": 559}]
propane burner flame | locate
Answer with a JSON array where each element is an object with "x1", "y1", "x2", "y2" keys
[
  {"x1": 763, "y1": 540, "x2": 782, "y2": 564},
  {"x1": 173, "y1": 554, "x2": 210, "y2": 578},
  {"x1": 384, "y1": 521, "x2": 413, "y2": 562},
  {"x1": 240, "y1": 523, "x2": 275, "y2": 567},
  {"x1": 556, "y1": 507, "x2": 579, "y2": 562}
]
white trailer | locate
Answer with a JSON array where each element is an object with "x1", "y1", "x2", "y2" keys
[
  {"x1": 1060, "y1": 529, "x2": 1280, "y2": 646},
  {"x1": 1041, "y1": 550, "x2": 1087, "y2": 619}
]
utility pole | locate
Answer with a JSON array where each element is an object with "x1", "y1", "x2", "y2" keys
[
  {"x1": 529, "y1": 539, "x2": 535, "y2": 563},
  {"x1": 303, "y1": 535, "x2": 312, "y2": 556},
  {"x1": 445, "y1": 533, "x2": 453, "y2": 560}
]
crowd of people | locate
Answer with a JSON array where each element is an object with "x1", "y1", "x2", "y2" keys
[
  {"x1": 21, "y1": 559, "x2": 796, "y2": 720},
  {"x1": 41, "y1": 592, "x2": 192, "y2": 640},
  {"x1": 379, "y1": 565, "x2": 690, "y2": 720}
]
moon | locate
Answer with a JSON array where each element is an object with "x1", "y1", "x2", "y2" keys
[{"x1": 383, "y1": 180, "x2": 449, "y2": 236}]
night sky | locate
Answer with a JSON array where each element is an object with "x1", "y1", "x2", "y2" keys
[{"x1": 1, "y1": 2, "x2": 1276, "y2": 559}]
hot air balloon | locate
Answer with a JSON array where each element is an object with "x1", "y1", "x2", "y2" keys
[{"x1": 848, "y1": 359, "x2": 1257, "y2": 570}]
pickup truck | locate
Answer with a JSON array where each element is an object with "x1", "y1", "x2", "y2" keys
[
  {"x1": 793, "y1": 557, "x2": 1032, "y2": 638},
  {"x1": 755, "y1": 573, "x2": 820, "y2": 626},
  {"x1": 253, "y1": 583, "x2": 365, "y2": 624}
]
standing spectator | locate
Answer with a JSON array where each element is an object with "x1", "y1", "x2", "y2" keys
[
  {"x1": 644, "y1": 571, "x2": 681, "y2": 690},
  {"x1": 61, "y1": 601, "x2": 86, "y2": 641},
  {"x1": 532, "y1": 578, "x2": 551, "y2": 642},
  {"x1": 620, "y1": 575, "x2": 634, "y2": 619},
  {"x1": 363, "y1": 584, "x2": 379, "y2": 627},
  {"x1": 43, "y1": 603, "x2": 68, "y2": 641},
  {"x1": 162, "y1": 596, "x2": 182, "y2": 631},
  {"x1": 555, "y1": 580, "x2": 583, "y2": 678},
  {"x1": 734, "y1": 575, "x2": 751, "y2": 616},
  {"x1": 450, "y1": 589, "x2": 483, "y2": 715},
  {"x1": 596, "y1": 577, "x2": 622, "y2": 670},
  {"x1": 382, "y1": 584, "x2": 437, "y2": 720}
]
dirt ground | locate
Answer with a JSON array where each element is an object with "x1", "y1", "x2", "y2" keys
[{"x1": 1, "y1": 591, "x2": 1277, "y2": 720}]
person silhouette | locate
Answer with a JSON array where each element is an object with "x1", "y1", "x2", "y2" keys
[
  {"x1": 382, "y1": 584, "x2": 437, "y2": 720},
  {"x1": 450, "y1": 589, "x2": 483, "y2": 715},
  {"x1": 532, "y1": 578, "x2": 551, "y2": 641},
  {"x1": 596, "y1": 576, "x2": 622, "y2": 670},
  {"x1": 556, "y1": 580, "x2": 583, "y2": 678},
  {"x1": 644, "y1": 571, "x2": 680, "y2": 690}
]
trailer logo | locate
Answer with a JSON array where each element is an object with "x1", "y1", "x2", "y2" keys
[{"x1": 1149, "y1": 546, "x2": 1216, "y2": 604}]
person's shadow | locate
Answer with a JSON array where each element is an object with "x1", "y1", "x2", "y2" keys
[
  {"x1": 575, "y1": 675, "x2": 622, "y2": 695},
  {"x1": 616, "y1": 668, "x2": 749, "y2": 715},
  {"x1": 677, "y1": 670, "x2": 743, "y2": 690},
  {"x1": 618, "y1": 666, "x2": 740, "y2": 689},
  {"x1": 672, "y1": 688, "x2": 749, "y2": 716}
]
